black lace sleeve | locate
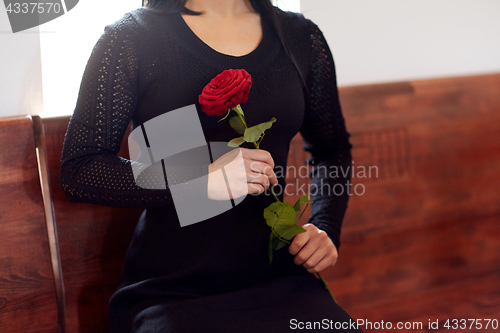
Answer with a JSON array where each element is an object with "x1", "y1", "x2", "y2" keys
[
  {"x1": 299, "y1": 21, "x2": 353, "y2": 251},
  {"x1": 60, "y1": 16, "x2": 207, "y2": 209}
]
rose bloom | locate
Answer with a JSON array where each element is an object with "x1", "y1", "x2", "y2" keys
[{"x1": 199, "y1": 69, "x2": 253, "y2": 116}]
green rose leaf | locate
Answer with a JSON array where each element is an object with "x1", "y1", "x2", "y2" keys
[
  {"x1": 274, "y1": 238, "x2": 288, "y2": 251},
  {"x1": 268, "y1": 233, "x2": 274, "y2": 263},
  {"x1": 293, "y1": 194, "x2": 310, "y2": 212},
  {"x1": 228, "y1": 136, "x2": 245, "y2": 147},
  {"x1": 264, "y1": 201, "x2": 306, "y2": 242},
  {"x1": 243, "y1": 127, "x2": 262, "y2": 143},
  {"x1": 229, "y1": 116, "x2": 245, "y2": 135},
  {"x1": 274, "y1": 224, "x2": 306, "y2": 241},
  {"x1": 268, "y1": 232, "x2": 289, "y2": 263},
  {"x1": 256, "y1": 117, "x2": 276, "y2": 132},
  {"x1": 243, "y1": 117, "x2": 276, "y2": 143},
  {"x1": 263, "y1": 201, "x2": 296, "y2": 229}
]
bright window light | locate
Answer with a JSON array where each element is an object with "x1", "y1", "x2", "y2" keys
[
  {"x1": 274, "y1": 0, "x2": 301, "y2": 13},
  {"x1": 39, "y1": 0, "x2": 142, "y2": 117}
]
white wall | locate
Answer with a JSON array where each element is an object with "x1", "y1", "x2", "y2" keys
[
  {"x1": 274, "y1": 0, "x2": 300, "y2": 13},
  {"x1": 0, "y1": 0, "x2": 140, "y2": 118},
  {"x1": 301, "y1": 0, "x2": 500, "y2": 86},
  {"x1": 0, "y1": 7, "x2": 44, "y2": 117},
  {"x1": 2, "y1": 1, "x2": 500, "y2": 118}
]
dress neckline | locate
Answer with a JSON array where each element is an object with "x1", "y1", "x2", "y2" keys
[{"x1": 164, "y1": 10, "x2": 281, "y2": 70}]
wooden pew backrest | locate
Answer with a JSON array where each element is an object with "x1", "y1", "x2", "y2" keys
[
  {"x1": 0, "y1": 116, "x2": 59, "y2": 333},
  {"x1": 285, "y1": 73, "x2": 500, "y2": 308},
  {"x1": 2, "y1": 73, "x2": 498, "y2": 331},
  {"x1": 39, "y1": 116, "x2": 143, "y2": 333}
]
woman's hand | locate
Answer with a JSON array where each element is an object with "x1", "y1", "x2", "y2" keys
[
  {"x1": 207, "y1": 148, "x2": 278, "y2": 200},
  {"x1": 289, "y1": 224, "x2": 338, "y2": 276}
]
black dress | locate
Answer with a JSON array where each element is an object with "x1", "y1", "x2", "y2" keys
[{"x1": 60, "y1": 6, "x2": 362, "y2": 333}]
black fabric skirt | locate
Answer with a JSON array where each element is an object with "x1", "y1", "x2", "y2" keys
[
  {"x1": 111, "y1": 274, "x2": 363, "y2": 333},
  {"x1": 109, "y1": 199, "x2": 363, "y2": 333}
]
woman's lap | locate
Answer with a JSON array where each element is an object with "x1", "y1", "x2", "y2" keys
[{"x1": 128, "y1": 275, "x2": 363, "y2": 333}]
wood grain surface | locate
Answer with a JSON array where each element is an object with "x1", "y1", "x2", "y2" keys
[
  {"x1": 285, "y1": 73, "x2": 500, "y2": 328},
  {"x1": 2, "y1": 73, "x2": 499, "y2": 332},
  {"x1": 39, "y1": 116, "x2": 143, "y2": 333},
  {"x1": 0, "y1": 116, "x2": 59, "y2": 333}
]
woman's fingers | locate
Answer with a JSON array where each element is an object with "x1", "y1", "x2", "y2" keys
[
  {"x1": 249, "y1": 161, "x2": 278, "y2": 186},
  {"x1": 288, "y1": 224, "x2": 313, "y2": 256},
  {"x1": 307, "y1": 251, "x2": 338, "y2": 273},
  {"x1": 242, "y1": 148, "x2": 275, "y2": 169},
  {"x1": 208, "y1": 148, "x2": 277, "y2": 200},
  {"x1": 247, "y1": 183, "x2": 266, "y2": 195},
  {"x1": 289, "y1": 224, "x2": 339, "y2": 273},
  {"x1": 302, "y1": 245, "x2": 328, "y2": 269},
  {"x1": 244, "y1": 151, "x2": 277, "y2": 187},
  {"x1": 247, "y1": 171, "x2": 270, "y2": 190}
]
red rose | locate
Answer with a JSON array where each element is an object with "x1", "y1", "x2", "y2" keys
[{"x1": 199, "y1": 69, "x2": 253, "y2": 116}]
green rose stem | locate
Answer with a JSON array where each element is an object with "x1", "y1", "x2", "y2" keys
[
  {"x1": 292, "y1": 200, "x2": 336, "y2": 303},
  {"x1": 317, "y1": 273, "x2": 337, "y2": 303},
  {"x1": 232, "y1": 106, "x2": 280, "y2": 203},
  {"x1": 230, "y1": 105, "x2": 336, "y2": 304}
]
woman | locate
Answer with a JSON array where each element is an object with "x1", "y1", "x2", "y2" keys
[{"x1": 61, "y1": 0, "x2": 361, "y2": 331}]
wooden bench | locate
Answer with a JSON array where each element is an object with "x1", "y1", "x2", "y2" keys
[
  {"x1": 286, "y1": 73, "x2": 500, "y2": 330},
  {"x1": 33, "y1": 116, "x2": 143, "y2": 333},
  {"x1": 1, "y1": 73, "x2": 499, "y2": 332},
  {"x1": 0, "y1": 116, "x2": 60, "y2": 333}
]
